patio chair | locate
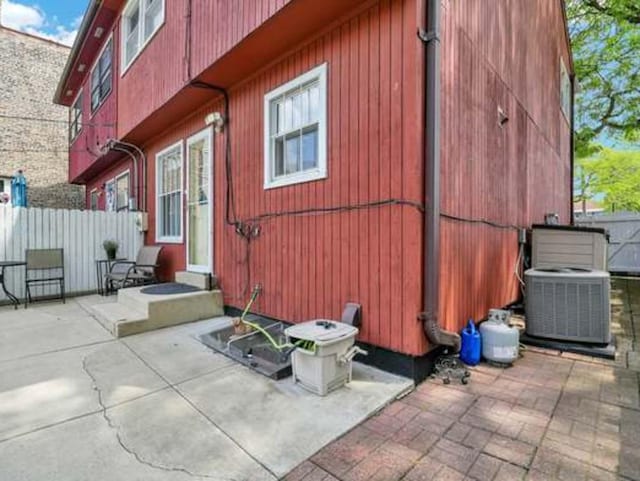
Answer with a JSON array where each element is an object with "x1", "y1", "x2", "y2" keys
[
  {"x1": 105, "y1": 245, "x2": 163, "y2": 292},
  {"x1": 25, "y1": 248, "x2": 65, "y2": 308}
]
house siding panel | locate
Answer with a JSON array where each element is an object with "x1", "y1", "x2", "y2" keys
[
  {"x1": 69, "y1": 27, "x2": 119, "y2": 184},
  {"x1": 140, "y1": 0, "x2": 426, "y2": 355},
  {"x1": 438, "y1": 0, "x2": 572, "y2": 332}
]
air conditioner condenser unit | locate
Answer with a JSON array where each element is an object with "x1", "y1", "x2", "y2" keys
[{"x1": 525, "y1": 268, "x2": 610, "y2": 344}]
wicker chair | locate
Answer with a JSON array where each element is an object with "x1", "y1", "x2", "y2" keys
[{"x1": 105, "y1": 246, "x2": 162, "y2": 292}]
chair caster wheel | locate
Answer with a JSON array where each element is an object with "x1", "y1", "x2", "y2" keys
[
  {"x1": 443, "y1": 377, "x2": 450, "y2": 385},
  {"x1": 461, "y1": 377, "x2": 469, "y2": 385}
]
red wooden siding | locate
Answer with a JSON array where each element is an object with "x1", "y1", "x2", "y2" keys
[
  {"x1": 118, "y1": 0, "x2": 294, "y2": 138},
  {"x1": 438, "y1": 0, "x2": 572, "y2": 332},
  {"x1": 140, "y1": 0, "x2": 427, "y2": 356},
  {"x1": 68, "y1": 25, "x2": 119, "y2": 184}
]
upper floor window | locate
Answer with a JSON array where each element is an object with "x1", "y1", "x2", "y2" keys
[
  {"x1": 122, "y1": 0, "x2": 165, "y2": 72},
  {"x1": 263, "y1": 63, "x2": 328, "y2": 189},
  {"x1": 69, "y1": 94, "x2": 82, "y2": 142},
  {"x1": 91, "y1": 37, "x2": 113, "y2": 112}
]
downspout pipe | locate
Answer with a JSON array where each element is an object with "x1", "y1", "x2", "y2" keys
[
  {"x1": 418, "y1": 0, "x2": 461, "y2": 352},
  {"x1": 569, "y1": 73, "x2": 576, "y2": 226}
]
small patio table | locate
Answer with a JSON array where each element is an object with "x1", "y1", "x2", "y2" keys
[
  {"x1": 0, "y1": 261, "x2": 27, "y2": 309},
  {"x1": 95, "y1": 258, "x2": 126, "y2": 296}
]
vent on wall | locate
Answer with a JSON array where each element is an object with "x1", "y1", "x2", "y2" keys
[{"x1": 525, "y1": 268, "x2": 611, "y2": 344}]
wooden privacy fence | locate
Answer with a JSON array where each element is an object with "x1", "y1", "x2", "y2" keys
[
  {"x1": 0, "y1": 206, "x2": 143, "y2": 303},
  {"x1": 575, "y1": 213, "x2": 640, "y2": 274}
]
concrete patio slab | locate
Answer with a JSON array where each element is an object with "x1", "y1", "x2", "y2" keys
[
  {"x1": 122, "y1": 318, "x2": 236, "y2": 385},
  {"x1": 0, "y1": 393, "x2": 275, "y2": 481},
  {"x1": 0, "y1": 298, "x2": 413, "y2": 481},
  {"x1": 177, "y1": 361, "x2": 414, "y2": 478},
  {"x1": 0, "y1": 341, "x2": 167, "y2": 440},
  {"x1": 0, "y1": 301, "x2": 112, "y2": 362}
]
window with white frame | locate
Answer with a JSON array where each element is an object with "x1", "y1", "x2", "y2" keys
[
  {"x1": 121, "y1": 0, "x2": 165, "y2": 71},
  {"x1": 116, "y1": 171, "x2": 130, "y2": 211},
  {"x1": 264, "y1": 63, "x2": 327, "y2": 189},
  {"x1": 90, "y1": 189, "x2": 99, "y2": 210},
  {"x1": 91, "y1": 37, "x2": 113, "y2": 112},
  {"x1": 69, "y1": 94, "x2": 82, "y2": 142},
  {"x1": 156, "y1": 142, "x2": 183, "y2": 242}
]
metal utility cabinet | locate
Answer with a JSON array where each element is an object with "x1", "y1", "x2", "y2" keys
[{"x1": 285, "y1": 320, "x2": 362, "y2": 396}]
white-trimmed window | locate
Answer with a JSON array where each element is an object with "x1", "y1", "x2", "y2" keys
[
  {"x1": 121, "y1": 0, "x2": 165, "y2": 72},
  {"x1": 156, "y1": 141, "x2": 183, "y2": 243},
  {"x1": 90, "y1": 189, "x2": 99, "y2": 210},
  {"x1": 91, "y1": 37, "x2": 113, "y2": 112},
  {"x1": 116, "y1": 171, "x2": 130, "y2": 211},
  {"x1": 69, "y1": 94, "x2": 82, "y2": 142},
  {"x1": 264, "y1": 63, "x2": 328, "y2": 189}
]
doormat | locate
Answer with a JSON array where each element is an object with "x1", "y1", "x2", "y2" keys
[{"x1": 140, "y1": 283, "x2": 201, "y2": 295}]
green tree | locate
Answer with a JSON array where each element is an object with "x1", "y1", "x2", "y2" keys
[
  {"x1": 567, "y1": 1, "x2": 640, "y2": 154},
  {"x1": 575, "y1": 149, "x2": 640, "y2": 212}
]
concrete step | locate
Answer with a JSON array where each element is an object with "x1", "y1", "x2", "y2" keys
[
  {"x1": 89, "y1": 286, "x2": 225, "y2": 338},
  {"x1": 87, "y1": 301, "x2": 146, "y2": 337}
]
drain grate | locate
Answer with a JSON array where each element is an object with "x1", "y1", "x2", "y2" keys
[{"x1": 198, "y1": 315, "x2": 292, "y2": 380}]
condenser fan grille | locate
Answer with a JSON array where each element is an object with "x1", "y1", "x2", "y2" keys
[{"x1": 525, "y1": 270, "x2": 610, "y2": 344}]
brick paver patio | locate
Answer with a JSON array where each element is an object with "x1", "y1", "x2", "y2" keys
[{"x1": 285, "y1": 278, "x2": 640, "y2": 481}]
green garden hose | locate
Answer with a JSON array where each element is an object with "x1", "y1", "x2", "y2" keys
[{"x1": 240, "y1": 286, "x2": 315, "y2": 353}]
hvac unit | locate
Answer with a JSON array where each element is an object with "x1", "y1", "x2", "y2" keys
[{"x1": 525, "y1": 268, "x2": 610, "y2": 344}]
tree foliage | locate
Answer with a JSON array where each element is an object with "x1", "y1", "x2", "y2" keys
[
  {"x1": 567, "y1": 0, "x2": 640, "y2": 153},
  {"x1": 575, "y1": 148, "x2": 640, "y2": 212}
]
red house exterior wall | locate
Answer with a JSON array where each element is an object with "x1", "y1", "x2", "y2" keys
[
  {"x1": 68, "y1": 25, "x2": 119, "y2": 183},
  {"x1": 59, "y1": 0, "x2": 572, "y2": 359},
  {"x1": 438, "y1": 0, "x2": 573, "y2": 333},
  {"x1": 138, "y1": 0, "x2": 426, "y2": 356}
]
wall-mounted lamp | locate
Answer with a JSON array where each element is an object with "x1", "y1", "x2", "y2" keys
[
  {"x1": 498, "y1": 106, "x2": 509, "y2": 127},
  {"x1": 205, "y1": 112, "x2": 225, "y2": 133}
]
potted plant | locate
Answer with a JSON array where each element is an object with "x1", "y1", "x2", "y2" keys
[{"x1": 103, "y1": 239, "x2": 119, "y2": 260}]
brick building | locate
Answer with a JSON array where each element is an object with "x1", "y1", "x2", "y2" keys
[{"x1": 0, "y1": 21, "x2": 84, "y2": 209}]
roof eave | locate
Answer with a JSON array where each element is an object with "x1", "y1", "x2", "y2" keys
[{"x1": 53, "y1": 0, "x2": 102, "y2": 105}]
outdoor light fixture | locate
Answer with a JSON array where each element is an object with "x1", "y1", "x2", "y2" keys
[
  {"x1": 94, "y1": 27, "x2": 104, "y2": 38},
  {"x1": 66, "y1": 90, "x2": 73, "y2": 96},
  {"x1": 205, "y1": 112, "x2": 225, "y2": 133},
  {"x1": 78, "y1": 64, "x2": 86, "y2": 72},
  {"x1": 498, "y1": 106, "x2": 509, "y2": 127}
]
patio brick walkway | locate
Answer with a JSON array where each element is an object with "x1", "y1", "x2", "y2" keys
[{"x1": 285, "y1": 278, "x2": 640, "y2": 481}]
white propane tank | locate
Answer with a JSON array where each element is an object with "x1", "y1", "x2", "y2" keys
[{"x1": 479, "y1": 309, "x2": 519, "y2": 364}]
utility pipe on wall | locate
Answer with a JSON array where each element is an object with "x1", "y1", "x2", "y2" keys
[
  {"x1": 419, "y1": 0, "x2": 461, "y2": 352},
  {"x1": 115, "y1": 140, "x2": 148, "y2": 212}
]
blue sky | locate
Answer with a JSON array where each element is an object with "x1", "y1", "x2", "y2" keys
[{"x1": 0, "y1": 0, "x2": 89, "y2": 46}]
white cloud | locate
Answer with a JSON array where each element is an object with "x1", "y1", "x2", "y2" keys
[{"x1": 1, "y1": 1, "x2": 81, "y2": 46}]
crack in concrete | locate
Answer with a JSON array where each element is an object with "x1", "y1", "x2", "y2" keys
[{"x1": 81, "y1": 354, "x2": 220, "y2": 480}]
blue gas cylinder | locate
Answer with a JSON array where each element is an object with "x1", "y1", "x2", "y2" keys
[{"x1": 460, "y1": 319, "x2": 481, "y2": 366}]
